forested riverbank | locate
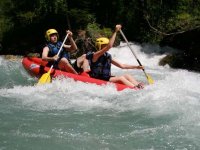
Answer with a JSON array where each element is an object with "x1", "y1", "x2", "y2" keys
[{"x1": 0, "y1": 0, "x2": 200, "y2": 71}]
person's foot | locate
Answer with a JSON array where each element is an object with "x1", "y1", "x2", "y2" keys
[{"x1": 136, "y1": 83, "x2": 144, "y2": 89}]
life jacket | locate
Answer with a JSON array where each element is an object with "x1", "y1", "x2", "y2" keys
[
  {"x1": 47, "y1": 41, "x2": 70, "y2": 61},
  {"x1": 87, "y1": 52, "x2": 112, "y2": 79}
]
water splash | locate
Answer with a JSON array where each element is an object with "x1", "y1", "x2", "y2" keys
[{"x1": 1, "y1": 43, "x2": 200, "y2": 149}]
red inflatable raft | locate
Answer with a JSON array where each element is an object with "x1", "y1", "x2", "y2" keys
[{"x1": 22, "y1": 57, "x2": 137, "y2": 91}]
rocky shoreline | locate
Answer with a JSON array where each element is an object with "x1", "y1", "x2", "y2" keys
[
  {"x1": 159, "y1": 28, "x2": 200, "y2": 72},
  {"x1": 2, "y1": 55, "x2": 23, "y2": 61},
  {"x1": 2, "y1": 53, "x2": 40, "y2": 61}
]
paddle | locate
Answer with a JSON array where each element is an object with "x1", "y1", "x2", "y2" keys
[
  {"x1": 37, "y1": 33, "x2": 69, "y2": 85},
  {"x1": 119, "y1": 29, "x2": 154, "y2": 84}
]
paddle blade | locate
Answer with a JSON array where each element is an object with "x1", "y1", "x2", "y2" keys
[
  {"x1": 147, "y1": 74, "x2": 154, "y2": 84},
  {"x1": 37, "y1": 72, "x2": 51, "y2": 85}
]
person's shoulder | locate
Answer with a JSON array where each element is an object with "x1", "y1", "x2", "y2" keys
[
  {"x1": 43, "y1": 45, "x2": 49, "y2": 50},
  {"x1": 57, "y1": 41, "x2": 62, "y2": 45},
  {"x1": 43, "y1": 46, "x2": 49, "y2": 49}
]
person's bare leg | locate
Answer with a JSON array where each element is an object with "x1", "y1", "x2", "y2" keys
[
  {"x1": 76, "y1": 54, "x2": 89, "y2": 72},
  {"x1": 124, "y1": 74, "x2": 144, "y2": 89},
  {"x1": 58, "y1": 58, "x2": 78, "y2": 74},
  {"x1": 109, "y1": 76, "x2": 135, "y2": 87},
  {"x1": 123, "y1": 74, "x2": 139, "y2": 85}
]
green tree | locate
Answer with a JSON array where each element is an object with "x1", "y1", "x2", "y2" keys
[{"x1": 0, "y1": 0, "x2": 13, "y2": 42}]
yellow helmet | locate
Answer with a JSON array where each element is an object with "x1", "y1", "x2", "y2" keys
[
  {"x1": 95, "y1": 37, "x2": 109, "y2": 50},
  {"x1": 45, "y1": 29, "x2": 58, "y2": 41}
]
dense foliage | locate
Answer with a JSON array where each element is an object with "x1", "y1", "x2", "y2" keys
[{"x1": 0, "y1": 0, "x2": 200, "y2": 56}]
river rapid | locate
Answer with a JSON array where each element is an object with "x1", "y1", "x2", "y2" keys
[{"x1": 0, "y1": 42, "x2": 200, "y2": 150}]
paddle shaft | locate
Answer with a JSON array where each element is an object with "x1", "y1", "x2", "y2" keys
[{"x1": 119, "y1": 30, "x2": 149, "y2": 79}]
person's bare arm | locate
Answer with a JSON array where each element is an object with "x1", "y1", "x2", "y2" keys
[
  {"x1": 112, "y1": 59, "x2": 144, "y2": 69},
  {"x1": 63, "y1": 30, "x2": 77, "y2": 52},
  {"x1": 92, "y1": 24, "x2": 122, "y2": 62},
  {"x1": 42, "y1": 46, "x2": 58, "y2": 61}
]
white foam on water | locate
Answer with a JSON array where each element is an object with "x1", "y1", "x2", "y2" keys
[
  {"x1": 1, "y1": 43, "x2": 200, "y2": 150},
  {"x1": 0, "y1": 44, "x2": 199, "y2": 124},
  {"x1": 0, "y1": 44, "x2": 199, "y2": 122}
]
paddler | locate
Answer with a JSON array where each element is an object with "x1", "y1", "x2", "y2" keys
[
  {"x1": 42, "y1": 29, "x2": 88, "y2": 74},
  {"x1": 86, "y1": 24, "x2": 144, "y2": 89}
]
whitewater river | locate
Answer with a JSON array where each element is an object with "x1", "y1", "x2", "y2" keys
[{"x1": 0, "y1": 43, "x2": 200, "y2": 150}]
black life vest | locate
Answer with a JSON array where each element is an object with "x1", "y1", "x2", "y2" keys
[
  {"x1": 47, "y1": 41, "x2": 70, "y2": 61},
  {"x1": 87, "y1": 52, "x2": 112, "y2": 80}
]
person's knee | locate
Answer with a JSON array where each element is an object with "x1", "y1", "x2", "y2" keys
[
  {"x1": 82, "y1": 54, "x2": 86, "y2": 57},
  {"x1": 83, "y1": 59, "x2": 89, "y2": 64},
  {"x1": 78, "y1": 55, "x2": 88, "y2": 66},
  {"x1": 119, "y1": 76, "x2": 126, "y2": 81},
  {"x1": 61, "y1": 58, "x2": 70, "y2": 65},
  {"x1": 78, "y1": 54, "x2": 86, "y2": 60},
  {"x1": 124, "y1": 74, "x2": 131, "y2": 78}
]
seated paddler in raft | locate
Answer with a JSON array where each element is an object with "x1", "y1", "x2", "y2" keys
[
  {"x1": 42, "y1": 29, "x2": 88, "y2": 74},
  {"x1": 86, "y1": 24, "x2": 144, "y2": 89}
]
